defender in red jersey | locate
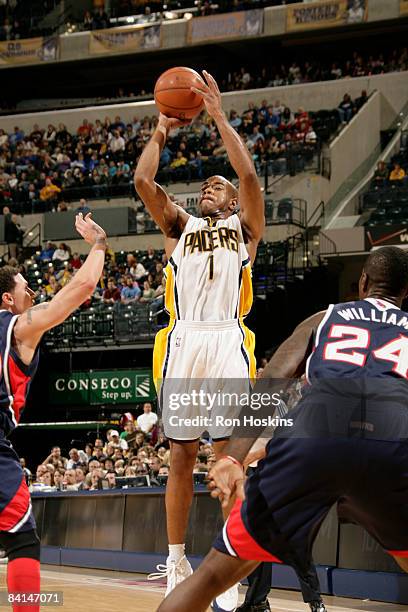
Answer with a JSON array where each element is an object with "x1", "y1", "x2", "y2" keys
[{"x1": 0, "y1": 213, "x2": 107, "y2": 612}]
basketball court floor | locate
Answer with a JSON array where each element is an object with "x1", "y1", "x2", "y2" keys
[{"x1": 0, "y1": 565, "x2": 406, "y2": 612}]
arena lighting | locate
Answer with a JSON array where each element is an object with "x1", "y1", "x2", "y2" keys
[
  {"x1": 184, "y1": 12, "x2": 193, "y2": 19},
  {"x1": 164, "y1": 11, "x2": 178, "y2": 19},
  {"x1": 34, "y1": 271, "x2": 39, "y2": 276},
  {"x1": 28, "y1": 231, "x2": 33, "y2": 237},
  {"x1": 126, "y1": 16, "x2": 135, "y2": 23}
]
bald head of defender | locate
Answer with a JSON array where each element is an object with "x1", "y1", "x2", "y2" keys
[
  {"x1": 359, "y1": 246, "x2": 408, "y2": 305},
  {"x1": 198, "y1": 176, "x2": 238, "y2": 219}
]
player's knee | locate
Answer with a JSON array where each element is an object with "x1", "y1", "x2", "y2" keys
[
  {"x1": 0, "y1": 529, "x2": 40, "y2": 561},
  {"x1": 170, "y1": 443, "x2": 198, "y2": 472}
]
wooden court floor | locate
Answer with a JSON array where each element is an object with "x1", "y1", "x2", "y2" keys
[{"x1": 0, "y1": 565, "x2": 407, "y2": 612}]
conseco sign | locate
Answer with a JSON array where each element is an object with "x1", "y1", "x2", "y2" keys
[{"x1": 49, "y1": 370, "x2": 154, "y2": 405}]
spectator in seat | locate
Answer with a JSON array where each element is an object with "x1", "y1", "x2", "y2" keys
[
  {"x1": 66, "y1": 448, "x2": 87, "y2": 469},
  {"x1": 389, "y1": 161, "x2": 406, "y2": 182},
  {"x1": 53, "y1": 469, "x2": 64, "y2": 490},
  {"x1": 355, "y1": 89, "x2": 368, "y2": 110},
  {"x1": 83, "y1": 10, "x2": 93, "y2": 30},
  {"x1": 121, "y1": 275, "x2": 141, "y2": 303},
  {"x1": 40, "y1": 177, "x2": 61, "y2": 209},
  {"x1": 143, "y1": 246, "x2": 157, "y2": 274},
  {"x1": 76, "y1": 198, "x2": 91, "y2": 215},
  {"x1": 373, "y1": 160, "x2": 389, "y2": 185},
  {"x1": 126, "y1": 253, "x2": 147, "y2": 281},
  {"x1": 103, "y1": 278, "x2": 121, "y2": 303},
  {"x1": 45, "y1": 276, "x2": 60, "y2": 298},
  {"x1": 75, "y1": 467, "x2": 87, "y2": 490},
  {"x1": 62, "y1": 469, "x2": 80, "y2": 491},
  {"x1": 52, "y1": 242, "x2": 71, "y2": 262},
  {"x1": 137, "y1": 402, "x2": 158, "y2": 435},
  {"x1": 140, "y1": 280, "x2": 155, "y2": 302},
  {"x1": 108, "y1": 429, "x2": 129, "y2": 451},
  {"x1": 43, "y1": 446, "x2": 68, "y2": 468},
  {"x1": 109, "y1": 129, "x2": 125, "y2": 156},
  {"x1": 70, "y1": 252, "x2": 82, "y2": 269},
  {"x1": 105, "y1": 470, "x2": 117, "y2": 488},
  {"x1": 39, "y1": 241, "x2": 55, "y2": 262},
  {"x1": 338, "y1": 93, "x2": 355, "y2": 123}
]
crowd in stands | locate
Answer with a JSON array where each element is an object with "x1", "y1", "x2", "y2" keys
[
  {"x1": 0, "y1": 92, "x2": 367, "y2": 213},
  {"x1": 17, "y1": 237, "x2": 167, "y2": 309},
  {"x1": 87, "y1": 48, "x2": 407, "y2": 104},
  {"x1": 372, "y1": 160, "x2": 407, "y2": 187},
  {"x1": 24, "y1": 352, "x2": 268, "y2": 491}
]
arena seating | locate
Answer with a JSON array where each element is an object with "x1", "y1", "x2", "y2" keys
[
  {"x1": 361, "y1": 135, "x2": 408, "y2": 227},
  {"x1": 0, "y1": 100, "x2": 357, "y2": 215}
]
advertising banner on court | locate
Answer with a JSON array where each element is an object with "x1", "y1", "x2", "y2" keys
[
  {"x1": 287, "y1": 0, "x2": 367, "y2": 33},
  {"x1": 0, "y1": 36, "x2": 58, "y2": 65},
  {"x1": 366, "y1": 224, "x2": 408, "y2": 249},
  {"x1": 400, "y1": 0, "x2": 408, "y2": 16},
  {"x1": 89, "y1": 24, "x2": 161, "y2": 55},
  {"x1": 49, "y1": 369, "x2": 154, "y2": 405},
  {"x1": 188, "y1": 9, "x2": 263, "y2": 44}
]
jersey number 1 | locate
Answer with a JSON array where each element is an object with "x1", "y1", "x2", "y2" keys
[
  {"x1": 323, "y1": 324, "x2": 408, "y2": 378},
  {"x1": 208, "y1": 254, "x2": 214, "y2": 280}
]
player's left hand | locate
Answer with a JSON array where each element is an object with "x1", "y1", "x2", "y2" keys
[
  {"x1": 208, "y1": 458, "x2": 245, "y2": 508},
  {"x1": 75, "y1": 212, "x2": 106, "y2": 246},
  {"x1": 191, "y1": 70, "x2": 223, "y2": 119}
]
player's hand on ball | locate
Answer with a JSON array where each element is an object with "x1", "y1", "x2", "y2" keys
[
  {"x1": 208, "y1": 458, "x2": 245, "y2": 508},
  {"x1": 75, "y1": 212, "x2": 106, "y2": 246},
  {"x1": 191, "y1": 70, "x2": 223, "y2": 119},
  {"x1": 158, "y1": 113, "x2": 190, "y2": 134}
]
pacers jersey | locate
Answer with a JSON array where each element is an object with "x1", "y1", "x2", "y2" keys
[
  {"x1": 306, "y1": 297, "x2": 408, "y2": 381},
  {"x1": 164, "y1": 214, "x2": 252, "y2": 321},
  {"x1": 0, "y1": 310, "x2": 39, "y2": 436}
]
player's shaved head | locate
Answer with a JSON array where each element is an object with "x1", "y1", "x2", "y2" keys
[{"x1": 361, "y1": 247, "x2": 408, "y2": 298}]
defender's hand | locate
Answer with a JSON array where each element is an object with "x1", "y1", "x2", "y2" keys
[
  {"x1": 208, "y1": 458, "x2": 245, "y2": 508},
  {"x1": 75, "y1": 213, "x2": 106, "y2": 246},
  {"x1": 191, "y1": 70, "x2": 223, "y2": 119}
]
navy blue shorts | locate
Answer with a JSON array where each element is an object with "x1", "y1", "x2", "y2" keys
[
  {"x1": 0, "y1": 436, "x2": 36, "y2": 534},
  {"x1": 213, "y1": 435, "x2": 408, "y2": 563}
]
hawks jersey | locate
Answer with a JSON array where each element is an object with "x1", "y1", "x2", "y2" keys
[
  {"x1": 0, "y1": 310, "x2": 39, "y2": 436},
  {"x1": 164, "y1": 214, "x2": 252, "y2": 321},
  {"x1": 306, "y1": 297, "x2": 408, "y2": 381}
]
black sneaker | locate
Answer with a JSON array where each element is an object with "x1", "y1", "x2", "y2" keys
[
  {"x1": 310, "y1": 601, "x2": 327, "y2": 612},
  {"x1": 236, "y1": 601, "x2": 271, "y2": 612}
]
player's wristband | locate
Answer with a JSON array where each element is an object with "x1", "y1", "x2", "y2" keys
[{"x1": 219, "y1": 455, "x2": 244, "y2": 470}]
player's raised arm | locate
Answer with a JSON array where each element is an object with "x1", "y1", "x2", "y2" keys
[
  {"x1": 13, "y1": 213, "x2": 107, "y2": 363},
  {"x1": 134, "y1": 114, "x2": 190, "y2": 238},
  {"x1": 191, "y1": 71, "x2": 265, "y2": 261}
]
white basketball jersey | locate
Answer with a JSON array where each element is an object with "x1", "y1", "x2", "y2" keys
[{"x1": 164, "y1": 215, "x2": 253, "y2": 322}]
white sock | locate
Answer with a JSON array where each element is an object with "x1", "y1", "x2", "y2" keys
[{"x1": 168, "y1": 543, "x2": 185, "y2": 564}]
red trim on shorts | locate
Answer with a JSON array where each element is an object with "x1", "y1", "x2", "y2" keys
[
  {"x1": 0, "y1": 476, "x2": 30, "y2": 531},
  {"x1": 387, "y1": 550, "x2": 408, "y2": 558},
  {"x1": 226, "y1": 499, "x2": 282, "y2": 563},
  {"x1": 8, "y1": 357, "x2": 31, "y2": 424}
]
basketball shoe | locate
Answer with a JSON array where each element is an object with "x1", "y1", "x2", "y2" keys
[
  {"x1": 211, "y1": 582, "x2": 239, "y2": 611},
  {"x1": 310, "y1": 602, "x2": 327, "y2": 612},
  {"x1": 148, "y1": 555, "x2": 193, "y2": 597}
]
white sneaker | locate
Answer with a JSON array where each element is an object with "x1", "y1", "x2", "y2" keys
[
  {"x1": 148, "y1": 555, "x2": 193, "y2": 597},
  {"x1": 211, "y1": 583, "x2": 239, "y2": 611}
]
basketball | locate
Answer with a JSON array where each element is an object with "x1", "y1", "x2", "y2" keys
[{"x1": 154, "y1": 66, "x2": 205, "y2": 120}]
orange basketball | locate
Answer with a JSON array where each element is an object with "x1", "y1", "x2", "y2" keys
[{"x1": 154, "y1": 67, "x2": 205, "y2": 120}]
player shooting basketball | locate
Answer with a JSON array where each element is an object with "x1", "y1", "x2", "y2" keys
[
  {"x1": 0, "y1": 213, "x2": 106, "y2": 612},
  {"x1": 135, "y1": 71, "x2": 264, "y2": 609}
]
